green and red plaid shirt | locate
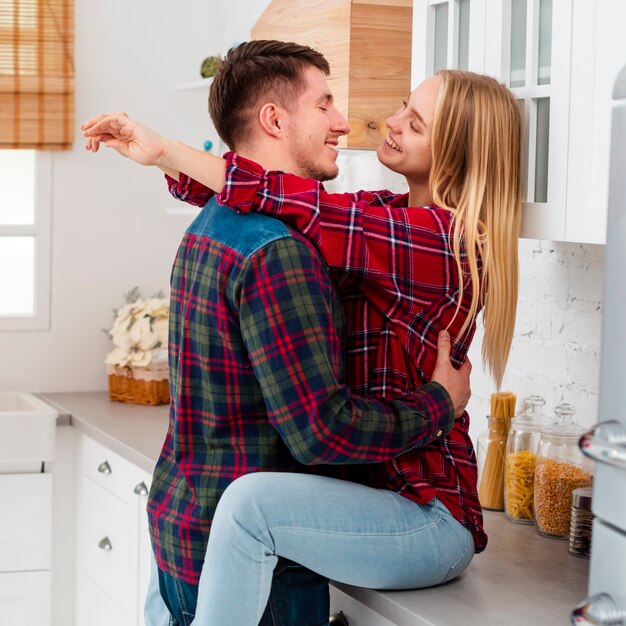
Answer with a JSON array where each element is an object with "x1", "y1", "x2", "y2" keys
[{"x1": 147, "y1": 197, "x2": 454, "y2": 584}]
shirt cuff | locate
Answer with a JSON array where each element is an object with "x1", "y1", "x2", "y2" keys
[
  {"x1": 218, "y1": 151, "x2": 270, "y2": 212},
  {"x1": 417, "y1": 381, "x2": 456, "y2": 439}
]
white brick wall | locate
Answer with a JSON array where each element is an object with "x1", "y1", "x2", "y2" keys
[
  {"x1": 466, "y1": 240, "x2": 605, "y2": 444},
  {"x1": 327, "y1": 151, "x2": 606, "y2": 445}
]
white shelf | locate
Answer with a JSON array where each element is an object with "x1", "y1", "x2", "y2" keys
[{"x1": 171, "y1": 77, "x2": 214, "y2": 92}]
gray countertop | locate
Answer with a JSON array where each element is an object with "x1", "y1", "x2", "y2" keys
[
  {"x1": 41, "y1": 391, "x2": 588, "y2": 625},
  {"x1": 41, "y1": 391, "x2": 168, "y2": 473}
]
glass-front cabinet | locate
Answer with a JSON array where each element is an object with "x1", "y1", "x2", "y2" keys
[{"x1": 412, "y1": 0, "x2": 626, "y2": 244}]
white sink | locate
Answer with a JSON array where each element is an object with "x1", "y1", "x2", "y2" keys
[{"x1": 0, "y1": 392, "x2": 58, "y2": 473}]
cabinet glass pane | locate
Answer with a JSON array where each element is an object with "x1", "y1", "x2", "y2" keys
[
  {"x1": 534, "y1": 98, "x2": 550, "y2": 203},
  {"x1": 457, "y1": 0, "x2": 470, "y2": 70},
  {"x1": 537, "y1": 0, "x2": 552, "y2": 85},
  {"x1": 0, "y1": 151, "x2": 35, "y2": 225},
  {"x1": 434, "y1": 3, "x2": 449, "y2": 73},
  {"x1": 0, "y1": 237, "x2": 35, "y2": 315},
  {"x1": 510, "y1": 0, "x2": 527, "y2": 87}
]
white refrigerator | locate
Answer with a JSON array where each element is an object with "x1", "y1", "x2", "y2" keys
[{"x1": 571, "y1": 65, "x2": 626, "y2": 625}]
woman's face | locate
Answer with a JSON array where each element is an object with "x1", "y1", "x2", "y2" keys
[{"x1": 377, "y1": 76, "x2": 441, "y2": 188}]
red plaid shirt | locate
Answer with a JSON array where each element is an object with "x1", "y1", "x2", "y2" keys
[{"x1": 167, "y1": 153, "x2": 487, "y2": 552}]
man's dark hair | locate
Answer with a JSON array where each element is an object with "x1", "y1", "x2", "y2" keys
[{"x1": 208, "y1": 40, "x2": 330, "y2": 150}]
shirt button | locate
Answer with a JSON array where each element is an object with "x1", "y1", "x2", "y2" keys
[{"x1": 436, "y1": 430, "x2": 443, "y2": 437}]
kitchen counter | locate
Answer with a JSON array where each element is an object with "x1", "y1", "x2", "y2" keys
[
  {"x1": 41, "y1": 391, "x2": 588, "y2": 625},
  {"x1": 41, "y1": 391, "x2": 168, "y2": 473}
]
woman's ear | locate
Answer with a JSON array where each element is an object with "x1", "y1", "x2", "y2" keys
[{"x1": 258, "y1": 103, "x2": 286, "y2": 138}]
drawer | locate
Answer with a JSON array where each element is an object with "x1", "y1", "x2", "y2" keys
[
  {"x1": 80, "y1": 435, "x2": 150, "y2": 502},
  {"x1": 0, "y1": 571, "x2": 51, "y2": 626},
  {"x1": 0, "y1": 473, "x2": 52, "y2": 572},
  {"x1": 77, "y1": 575, "x2": 133, "y2": 626},
  {"x1": 330, "y1": 586, "x2": 396, "y2": 626},
  {"x1": 83, "y1": 476, "x2": 137, "y2": 611}
]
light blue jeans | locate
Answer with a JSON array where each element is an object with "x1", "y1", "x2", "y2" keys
[{"x1": 193, "y1": 472, "x2": 475, "y2": 625}]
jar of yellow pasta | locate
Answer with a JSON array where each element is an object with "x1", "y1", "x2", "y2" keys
[{"x1": 504, "y1": 396, "x2": 553, "y2": 524}]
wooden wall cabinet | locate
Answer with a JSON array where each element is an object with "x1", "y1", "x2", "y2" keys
[{"x1": 252, "y1": 0, "x2": 413, "y2": 149}]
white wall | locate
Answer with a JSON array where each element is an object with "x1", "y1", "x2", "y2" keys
[
  {"x1": 0, "y1": 0, "x2": 221, "y2": 391},
  {"x1": 0, "y1": 0, "x2": 605, "y2": 443}
]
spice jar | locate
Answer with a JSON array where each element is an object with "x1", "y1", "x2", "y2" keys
[
  {"x1": 504, "y1": 396, "x2": 553, "y2": 524},
  {"x1": 568, "y1": 487, "x2": 594, "y2": 558},
  {"x1": 534, "y1": 403, "x2": 594, "y2": 538}
]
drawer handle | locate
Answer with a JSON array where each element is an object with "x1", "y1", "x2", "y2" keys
[
  {"x1": 134, "y1": 481, "x2": 149, "y2": 496},
  {"x1": 98, "y1": 537, "x2": 113, "y2": 551},
  {"x1": 97, "y1": 461, "x2": 112, "y2": 475},
  {"x1": 329, "y1": 612, "x2": 349, "y2": 626}
]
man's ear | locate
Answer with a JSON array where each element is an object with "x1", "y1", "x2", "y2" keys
[{"x1": 258, "y1": 103, "x2": 287, "y2": 138}]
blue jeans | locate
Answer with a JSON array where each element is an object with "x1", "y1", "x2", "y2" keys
[
  {"x1": 144, "y1": 546, "x2": 329, "y2": 626},
  {"x1": 193, "y1": 472, "x2": 475, "y2": 625}
]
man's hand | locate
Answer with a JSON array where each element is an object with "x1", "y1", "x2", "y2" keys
[
  {"x1": 81, "y1": 113, "x2": 170, "y2": 167},
  {"x1": 431, "y1": 331, "x2": 471, "y2": 419}
]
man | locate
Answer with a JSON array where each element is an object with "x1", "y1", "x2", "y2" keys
[{"x1": 83, "y1": 40, "x2": 470, "y2": 626}]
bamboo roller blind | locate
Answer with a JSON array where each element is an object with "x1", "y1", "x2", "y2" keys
[{"x1": 0, "y1": 0, "x2": 74, "y2": 149}]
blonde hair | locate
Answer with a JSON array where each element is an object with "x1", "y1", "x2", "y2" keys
[{"x1": 429, "y1": 70, "x2": 523, "y2": 388}]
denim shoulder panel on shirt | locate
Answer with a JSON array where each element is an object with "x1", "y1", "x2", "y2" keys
[{"x1": 186, "y1": 197, "x2": 290, "y2": 258}]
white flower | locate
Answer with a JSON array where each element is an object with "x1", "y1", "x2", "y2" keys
[
  {"x1": 144, "y1": 297, "x2": 169, "y2": 319},
  {"x1": 105, "y1": 292, "x2": 170, "y2": 368}
]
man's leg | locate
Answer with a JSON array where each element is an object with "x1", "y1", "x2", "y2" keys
[
  {"x1": 145, "y1": 548, "x2": 329, "y2": 626},
  {"x1": 194, "y1": 472, "x2": 475, "y2": 625},
  {"x1": 259, "y1": 559, "x2": 329, "y2": 626},
  {"x1": 145, "y1": 554, "x2": 175, "y2": 626}
]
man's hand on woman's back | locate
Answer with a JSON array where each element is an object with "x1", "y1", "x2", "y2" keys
[{"x1": 431, "y1": 331, "x2": 471, "y2": 419}]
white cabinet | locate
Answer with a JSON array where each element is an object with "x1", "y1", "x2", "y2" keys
[
  {"x1": 330, "y1": 586, "x2": 396, "y2": 626},
  {"x1": 0, "y1": 470, "x2": 53, "y2": 626},
  {"x1": 75, "y1": 435, "x2": 153, "y2": 626},
  {"x1": 411, "y1": 0, "x2": 626, "y2": 244},
  {"x1": 0, "y1": 571, "x2": 52, "y2": 626}
]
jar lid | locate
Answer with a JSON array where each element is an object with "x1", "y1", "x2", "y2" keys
[{"x1": 572, "y1": 487, "x2": 593, "y2": 510}]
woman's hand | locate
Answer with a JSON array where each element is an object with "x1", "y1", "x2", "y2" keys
[{"x1": 81, "y1": 113, "x2": 170, "y2": 168}]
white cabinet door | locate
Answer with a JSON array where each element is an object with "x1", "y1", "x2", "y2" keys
[
  {"x1": 0, "y1": 571, "x2": 51, "y2": 626},
  {"x1": 565, "y1": 0, "x2": 626, "y2": 244},
  {"x1": 413, "y1": 0, "x2": 625, "y2": 244},
  {"x1": 78, "y1": 577, "x2": 133, "y2": 626},
  {"x1": 0, "y1": 473, "x2": 52, "y2": 572},
  {"x1": 76, "y1": 434, "x2": 154, "y2": 626},
  {"x1": 82, "y1": 476, "x2": 138, "y2": 612}
]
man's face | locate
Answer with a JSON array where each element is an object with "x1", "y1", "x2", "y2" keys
[{"x1": 283, "y1": 66, "x2": 351, "y2": 182}]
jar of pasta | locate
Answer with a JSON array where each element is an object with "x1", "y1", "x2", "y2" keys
[
  {"x1": 534, "y1": 403, "x2": 594, "y2": 538},
  {"x1": 504, "y1": 396, "x2": 553, "y2": 524}
]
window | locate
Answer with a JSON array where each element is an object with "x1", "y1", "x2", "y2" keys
[
  {"x1": 507, "y1": 0, "x2": 553, "y2": 203},
  {"x1": 0, "y1": 150, "x2": 51, "y2": 330},
  {"x1": 430, "y1": 0, "x2": 472, "y2": 74}
]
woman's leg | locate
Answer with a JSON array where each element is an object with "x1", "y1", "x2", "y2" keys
[{"x1": 193, "y1": 472, "x2": 474, "y2": 625}]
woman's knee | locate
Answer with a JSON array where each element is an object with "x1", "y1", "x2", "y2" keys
[{"x1": 213, "y1": 472, "x2": 277, "y2": 532}]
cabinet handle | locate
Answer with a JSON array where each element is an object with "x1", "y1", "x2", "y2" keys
[
  {"x1": 97, "y1": 460, "x2": 112, "y2": 475},
  {"x1": 329, "y1": 612, "x2": 349, "y2": 626},
  {"x1": 98, "y1": 537, "x2": 113, "y2": 551},
  {"x1": 134, "y1": 481, "x2": 149, "y2": 496}
]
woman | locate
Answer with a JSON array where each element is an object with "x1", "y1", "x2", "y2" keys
[{"x1": 84, "y1": 69, "x2": 522, "y2": 625}]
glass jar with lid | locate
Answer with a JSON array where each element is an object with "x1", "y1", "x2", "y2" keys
[
  {"x1": 504, "y1": 395, "x2": 553, "y2": 523},
  {"x1": 534, "y1": 403, "x2": 594, "y2": 538}
]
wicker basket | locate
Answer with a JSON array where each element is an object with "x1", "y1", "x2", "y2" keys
[{"x1": 107, "y1": 364, "x2": 169, "y2": 406}]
